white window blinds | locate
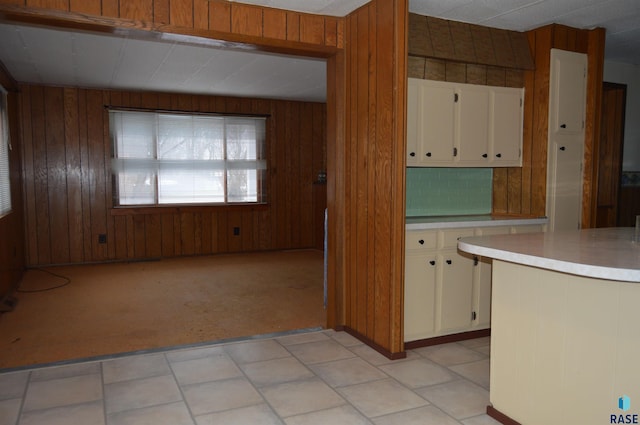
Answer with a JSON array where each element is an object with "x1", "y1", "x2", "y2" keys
[
  {"x1": 0, "y1": 88, "x2": 11, "y2": 217},
  {"x1": 109, "y1": 110, "x2": 266, "y2": 206}
]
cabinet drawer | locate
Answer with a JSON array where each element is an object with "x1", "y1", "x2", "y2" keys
[
  {"x1": 440, "y1": 228, "x2": 475, "y2": 249},
  {"x1": 406, "y1": 231, "x2": 437, "y2": 251}
]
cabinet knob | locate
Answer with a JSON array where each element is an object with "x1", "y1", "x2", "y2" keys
[
  {"x1": 559, "y1": 146, "x2": 566, "y2": 151},
  {"x1": 560, "y1": 123, "x2": 567, "y2": 129},
  {"x1": 446, "y1": 259, "x2": 452, "y2": 265},
  {"x1": 429, "y1": 260, "x2": 435, "y2": 266},
  {"x1": 495, "y1": 153, "x2": 502, "y2": 158},
  {"x1": 410, "y1": 152, "x2": 416, "y2": 157},
  {"x1": 418, "y1": 239, "x2": 424, "y2": 245},
  {"x1": 482, "y1": 153, "x2": 488, "y2": 158},
  {"x1": 426, "y1": 152, "x2": 432, "y2": 157}
]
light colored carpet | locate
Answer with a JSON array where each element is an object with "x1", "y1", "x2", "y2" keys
[{"x1": 0, "y1": 250, "x2": 325, "y2": 369}]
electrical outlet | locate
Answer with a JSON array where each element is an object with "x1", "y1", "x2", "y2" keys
[
  {"x1": 233, "y1": 227, "x2": 240, "y2": 236},
  {"x1": 98, "y1": 234, "x2": 107, "y2": 244}
]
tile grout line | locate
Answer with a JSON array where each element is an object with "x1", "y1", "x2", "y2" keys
[
  {"x1": 100, "y1": 361, "x2": 108, "y2": 425},
  {"x1": 5, "y1": 331, "x2": 494, "y2": 425},
  {"x1": 14, "y1": 370, "x2": 31, "y2": 425},
  {"x1": 220, "y1": 341, "x2": 285, "y2": 424},
  {"x1": 273, "y1": 332, "x2": 353, "y2": 421},
  {"x1": 163, "y1": 351, "x2": 199, "y2": 425}
]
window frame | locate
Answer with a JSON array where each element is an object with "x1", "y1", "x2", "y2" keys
[{"x1": 109, "y1": 108, "x2": 268, "y2": 210}]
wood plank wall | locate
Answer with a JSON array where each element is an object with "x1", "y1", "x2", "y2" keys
[
  {"x1": 408, "y1": 13, "x2": 534, "y2": 72},
  {"x1": 515, "y1": 24, "x2": 605, "y2": 223},
  {"x1": 341, "y1": 0, "x2": 407, "y2": 357},
  {"x1": 2, "y1": 0, "x2": 411, "y2": 358},
  {"x1": 19, "y1": 85, "x2": 326, "y2": 266},
  {"x1": 0, "y1": 0, "x2": 343, "y2": 50}
]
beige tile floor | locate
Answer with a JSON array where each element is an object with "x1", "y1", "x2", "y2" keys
[{"x1": 0, "y1": 330, "x2": 501, "y2": 425}]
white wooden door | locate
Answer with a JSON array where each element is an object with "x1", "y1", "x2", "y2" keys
[
  {"x1": 404, "y1": 252, "x2": 437, "y2": 341},
  {"x1": 437, "y1": 250, "x2": 474, "y2": 333},
  {"x1": 456, "y1": 85, "x2": 490, "y2": 163},
  {"x1": 550, "y1": 49, "x2": 587, "y2": 135},
  {"x1": 547, "y1": 49, "x2": 587, "y2": 231},
  {"x1": 473, "y1": 226, "x2": 510, "y2": 327},
  {"x1": 549, "y1": 140, "x2": 584, "y2": 230},
  {"x1": 406, "y1": 78, "x2": 419, "y2": 165},
  {"x1": 420, "y1": 80, "x2": 456, "y2": 163},
  {"x1": 491, "y1": 87, "x2": 523, "y2": 165}
]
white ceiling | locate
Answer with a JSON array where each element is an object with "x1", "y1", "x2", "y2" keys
[
  {"x1": 0, "y1": 23, "x2": 328, "y2": 102},
  {"x1": 0, "y1": 0, "x2": 638, "y2": 103}
]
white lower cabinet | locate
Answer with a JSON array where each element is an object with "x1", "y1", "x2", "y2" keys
[
  {"x1": 404, "y1": 253, "x2": 437, "y2": 341},
  {"x1": 404, "y1": 222, "x2": 544, "y2": 342},
  {"x1": 437, "y1": 249, "x2": 474, "y2": 333},
  {"x1": 473, "y1": 226, "x2": 511, "y2": 328}
]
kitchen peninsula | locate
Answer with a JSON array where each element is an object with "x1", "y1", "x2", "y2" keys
[{"x1": 458, "y1": 227, "x2": 640, "y2": 425}]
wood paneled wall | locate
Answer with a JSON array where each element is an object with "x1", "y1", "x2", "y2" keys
[
  {"x1": 496, "y1": 24, "x2": 605, "y2": 221},
  {"x1": 408, "y1": 13, "x2": 534, "y2": 71},
  {"x1": 2, "y1": 0, "x2": 410, "y2": 358},
  {"x1": 19, "y1": 85, "x2": 326, "y2": 266},
  {"x1": 339, "y1": 0, "x2": 407, "y2": 357},
  {"x1": 0, "y1": 90, "x2": 25, "y2": 297}
]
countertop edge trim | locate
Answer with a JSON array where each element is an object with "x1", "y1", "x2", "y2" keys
[
  {"x1": 406, "y1": 218, "x2": 548, "y2": 230},
  {"x1": 457, "y1": 240, "x2": 640, "y2": 283}
]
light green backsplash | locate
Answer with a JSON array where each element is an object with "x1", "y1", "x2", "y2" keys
[{"x1": 406, "y1": 168, "x2": 492, "y2": 216}]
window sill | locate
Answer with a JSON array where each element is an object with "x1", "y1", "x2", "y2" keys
[{"x1": 110, "y1": 203, "x2": 269, "y2": 216}]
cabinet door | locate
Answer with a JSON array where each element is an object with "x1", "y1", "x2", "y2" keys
[
  {"x1": 437, "y1": 250, "x2": 474, "y2": 333},
  {"x1": 475, "y1": 258, "x2": 492, "y2": 328},
  {"x1": 405, "y1": 253, "x2": 437, "y2": 341},
  {"x1": 548, "y1": 139, "x2": 583, "y2": 231},
  {"x1": 420, "y1": 80, "x2": 455, "y2": 163},
  {"x1": 491, "y1": 87, "x2": 523, "y2": 166},
  {"x1": 547, "y1": 49, "x2": 586, "y2": 232},
  {"x1": 407, "y1": 78, "x2": 420, "y2": 165},
  {"x1": 456, "y1": 85, "x2": 490, "y2": 164},
  {"x1": 550, "y1": 49, "x2": 587, "y2": 135},
  {"x1": 473, "y1": 226, "x2": 510, "y2": 328}
]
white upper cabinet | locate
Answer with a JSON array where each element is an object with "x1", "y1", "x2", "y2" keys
[
  {"x1": 491, "y1": 87, "x2": 524, "y2": 165},
  {"x1": 456, "y1": 85, "x2": 490, "y2": 164},
  {"x1": 549, "y1": 48, "x2": 587, "y2": 135},
  {"x1": 407, "y1": 78, "x2": 420, "y2": 165},
  {"x1": 407, "y1": 78, "x2": 523, "y2": 167},
  {"x1": 420, "y1": 80, "x2": 457, "y2": 164}
]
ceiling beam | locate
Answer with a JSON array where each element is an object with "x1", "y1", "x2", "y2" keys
[{"x1": 0, "y1": 4, "x2": 341, "y2": 59}]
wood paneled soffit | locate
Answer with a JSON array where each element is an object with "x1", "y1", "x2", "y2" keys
[
  {"x1": 0, "y1": 3, "x2": 343, "y2": 58},
  {"x1": 408, "y1": 13, "x2": 534, "y2": 70}
]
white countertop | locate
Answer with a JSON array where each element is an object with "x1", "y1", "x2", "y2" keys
[
  {"x1": 406, "y1": 215, "x2": 547, "y2": 230},
  {"x1": 458, "y1": 227, "x2": 640, "y2": 283}
]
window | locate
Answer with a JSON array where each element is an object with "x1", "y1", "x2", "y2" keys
[
  {"x1": 109, "y1": 109, "x2": 267, "y2": 207},
  {"x1": 0, "y1": 88, "x2": 11, "y2": 217}
]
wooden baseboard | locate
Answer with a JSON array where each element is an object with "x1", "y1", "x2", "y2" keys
[
  {"x1": 404, "y1": 328, "x2": 491, "y2": 350},
  {"x1": 487, "y1": 406, "x2": 522, "y2": 425},
  {"x1": 342, "y1": 326, "x2": 407, "y2": 360}
]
